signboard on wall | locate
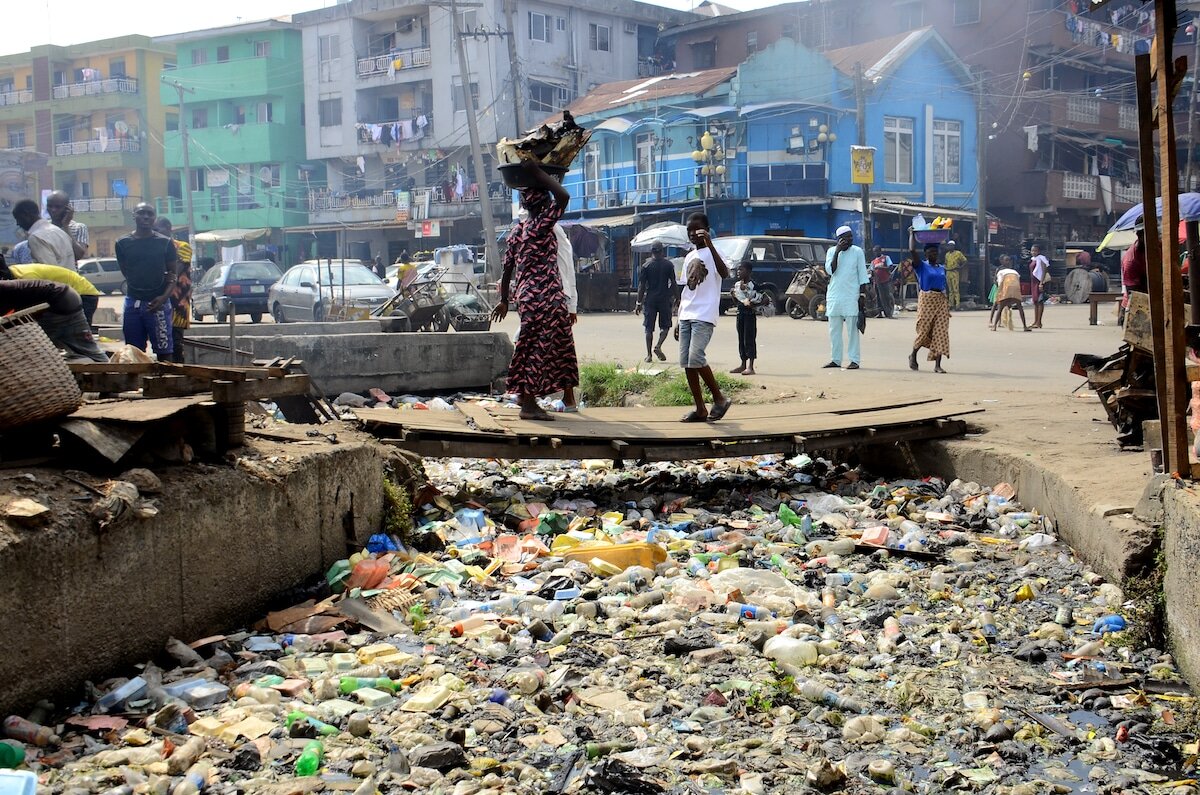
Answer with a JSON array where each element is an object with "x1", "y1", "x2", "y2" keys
[
  {"x1": 413, "y1": 220, "x2": 440, "y2": 238},
  {"x1": 850, "y1": 145, "x2": 875, "y2": 185},
  {"x1": 395, "y1": 191, "x2": 411, "y2": 223}
]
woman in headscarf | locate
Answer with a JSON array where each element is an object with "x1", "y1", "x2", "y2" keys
[
  {"x1": 491, "y1": 160, "x2": 578, "y2": 420},
  {"x1": 905, "y1": 231, "x2": 951, "y2": 373}
]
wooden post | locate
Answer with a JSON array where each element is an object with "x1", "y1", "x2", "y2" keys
[{"x1": 1188, "y1": 220, "x2": 1200, "y2": 324}]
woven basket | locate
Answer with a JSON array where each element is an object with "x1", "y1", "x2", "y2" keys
[{"x1": 0, "y1": 309, "x2": 83, "y2": 430}]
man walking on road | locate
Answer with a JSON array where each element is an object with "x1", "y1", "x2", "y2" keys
[
  {"x1": 870, "y1": 245, "x2": 895, "y2": 318},
  {"x1": 1029, "y1": 244, "x2": 1051, "y2": 329},
  {"x1": 116, "y1": 203, "x2": 178, "y2": 359},
  {"x1": 943, "y1": 240, "x2": 966, "y2": 309},
  {"x1": 822, "y1": 225, "x2": 869, "y2": 370},
  {"x1": 675, "y1": 213, "x2": 732, "y2": 422},
  {"x1": 634, "y1": 242, "x2": 677, "y2": 363},
  {"x1": 153, "y1": 216, "x2": 192, "y2": 363}
]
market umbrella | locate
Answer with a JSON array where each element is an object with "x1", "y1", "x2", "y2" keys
[
  {"x1": 1109, "y1": 192, "x2": 1200, "y2": 232},
  {"x1": 1099, "y1": 218, "x2": 1191, "y2": 252},
  {"x1": 630, "y1": 222, "x2": 691, "y2": 251}
]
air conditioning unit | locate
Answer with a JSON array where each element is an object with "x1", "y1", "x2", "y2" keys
[
  {"x1": 396, "y1": 18, "x2": 414, "y2": 33},
  {"x1": 624, "y1": 22, "x2": 637, "y2": 34}
]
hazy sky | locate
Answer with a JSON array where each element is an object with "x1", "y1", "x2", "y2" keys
[{"x1": 5, "y1": 0, "x2": 782, "y2": 58}]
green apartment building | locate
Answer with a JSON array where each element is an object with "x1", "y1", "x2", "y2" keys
[
  {"x1": 0, "y1": 35, "x2": 174, "y2": 256},
  {"x1": 156, "y1": 20, "x2": 318, "y2": 261}
]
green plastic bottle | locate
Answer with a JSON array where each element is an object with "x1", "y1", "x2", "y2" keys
[
  {"x1": 0, "y1": 740, "x2": 24, "y2": 768},
  {"x1": 338, "y1": 677, "x2": 396, "y2": 695},
  {"x1": 294, "y1": 740, "x2": 323, "y2": 777},
  {"x1": 285, "y1": 710, "x2": 338, "y2": 736}
]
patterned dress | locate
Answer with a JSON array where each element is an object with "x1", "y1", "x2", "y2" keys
[{"x1": 504, "y1": 190, "x2": 579, "y2": 397}]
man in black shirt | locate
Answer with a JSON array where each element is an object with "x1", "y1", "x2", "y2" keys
[
  {"x1": 634, "y1": 242, "x2": 678, "y2": 363},
  {"x1": 115, "y1": 203, "x2": 178, "y2": 358},
  {"x1": 0, "y1": 276, "x2": 108, "y2": 362}
]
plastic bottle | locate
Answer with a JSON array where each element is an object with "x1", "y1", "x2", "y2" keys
[
  {"x1": 339, "y1": 677, "x2": 397, "y2": 695},
  {"x1": 511, "y1": 670, "x2": 545, "y2": 695},
  {"x1": 978, "y1": 610, "x2": 998, "y2": 638},
  {"x1": 167, "y1": 736, "x2": 206, "y2": 775},
  {"x1": 450, "y1": 615, "x2": 496, "y2": 637},
  {"x1": 585, "y1": 741, "x2": 633, "y2": 760},
  {"x1": 2, "y1": 717, "x2": 58, "y2": 747},
  {"x1": 687, "y1": 528, "x2": 720, "y2": 542},
  {"x1": 825, "y1": 573, "x2": 854, "y2": 588},
  {"x1": 345, "y1": 557, "x2": 389, "y2": 591},
  {"x1": 0, "y1": 740, "x2": 24, "y2": 769},
  {"x1": 763, "y1": 635, "x2": 819, "y2": 667},
  {"x1": 232, "y1": 684, "x2": 282, "y2": 704},
  {"x1": 171, "y1": 761, "x2": 212, "y2": 795},
  {"x1": 797, "y1": 679, "x2": 865, "y2": 713},
  {"x1": 727, "y1": 602, "x2": 773, "y2": 620},
  {"x1": 628, "y1": 590, "x2": 664, "y2": 609},
  {"x1": 882, "y1": 616, "x2": 903, "y2": 640},
  {"x1": 294, "y1": 740, "x2": 324, "y2": 777},
  {"x1": 285, "y1": 711, "x2": 338, "y2": 737}
]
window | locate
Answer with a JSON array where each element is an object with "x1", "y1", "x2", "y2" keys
[
  {"x1": 165, "y1": 113, "x2": 179, "y2": 133},
  {"x1": 260, "y1": 164, "x2": 281, "y2": 188},
  {"x1": 746, "y1": 30, "x2": 759, "y2": 54},
  {"x1": 216, "y1": 46, "x2": 230, "y2": 63},
  {"x1": 7, "y1": 127, "x2": 25, "y2": 149},
  {"x1": 318, "y1": 34, "x2": 340, "y2": 82},
  {"x1": 191, "y1": 108, "x2": 209, "y2": 129},
  {"x1": 191, "y1": 48, "x2": 207, "y2": 65},
  {"x1": 583, "y1": 142, "x2": 600, "y2": 196},
  {"x1": 896, "y1": 1, "x2": 923, "y2": 30},
  {"x1": 109, "y1": 58, "x2": 126, "y2": 78},
  {"x1": 255, "y1": 102, "x2": 274, "y2": 123},
  {"x1": 167, "y1": 171, "x2": 181, "y2": 199},
  {"x1": 691, "y1": 40, "x2": 716, "y2": 69},
  {"x1": 106, "y1": 171, "x2": 127, "y2": 197},
  {"x1": 635, "y1": 132, "x2": 657, "y2": 192},
  {"x1": 78, "y1": 181, "x2": 91, "y2": 198},
  {"x1": 953, "y1": 0, "x2": 981, "y2": 25},
  {"x1": 453, "y1": 80, "x2": 480, "y2": 113},
  {"x1": 0, "y1": 78, "x2": 13, "y2": 94},
  {"x1": 254, "y1": 40, "x2": 271, "y2": 58},
  {"x1": 55, "y1": 118, "x2": 72, "y2": 144},
  {"x1": 318, "y1": 97, "x2": 342, "y2": 127},
  {"x1": 457, "y1": 10, "x2": 478, "y2": 33},
  {"x1": 52, "y1": 70, "x2": 66, "y2": 86},
  {"x1": 529, "y1": 82, "x2": 557, "y2": 114},
  {"x1": 589, "y1": 24, "x2": 610, "y2": 52},
  {"x1": 933, "y1": 119, "x2": 962, "y2": 183},
  {"x1": 883, "y1": 115, "x2": 914, "y2": 184},
  {"x1": 529, "y1": 12, "x2": 550, "y2": 42},
  {"x1": 556, "y1": 17, "x2": 567, "y2": 32},
  {"x1": 190, "y1": 169, "x2": 205, "y2": 192}
]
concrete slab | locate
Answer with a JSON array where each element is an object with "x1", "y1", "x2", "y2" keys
[
  {"x1": 184, "y1": 331, "x2": 514, "y2": 396},
  {"x1": 1162, "y1": 486, "x2": 1200, "y2": 685},
  {"x1": 190, "y1": 320, "x2": 383, "y2": 337},
  {"x1": 0, "y1": 436, "x2": 389, "y2": 716}
]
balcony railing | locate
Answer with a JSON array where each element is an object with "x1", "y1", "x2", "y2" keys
[
  {"x1": 356, "y1": 46, "x2": 432, "y2": 78},
  {"x1": 1061, "y1": 171, "x2": 1098, "y2": 200},
  {"x1": 309, "y1": 191, "x2": 397, "y2": 212},
  {"x1": 51, "y1": 77, "x2": 138, "y2": 100},
  {"x1": 54, "y1": 138, "x2": 141, "y2": 156},
  {"x1": 1114, "y1": 180, "x2": 1142, "y2": 205},
  {"x1": 355, "y1": 118, "x2": 432, "y2": 146},
  {"x1": 1119, "y1": 103, "x2": 1138, "y2": 130},
  {"x1": 0, "y1": 89, "x2": 32, "y2": 106},
  {"x1": 73, "y1": 197, "x2": 132, "y2": 213},
  {"x1": 1066, "y1": 96, "x2": 1100, "y2": 125},
  {"x1": 569, "y1": 162, "x2": 832, "y2": 211}
]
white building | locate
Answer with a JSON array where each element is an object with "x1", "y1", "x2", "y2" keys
[{"x1": 293, "y1": 0, "x2": 694, "y2": 262}]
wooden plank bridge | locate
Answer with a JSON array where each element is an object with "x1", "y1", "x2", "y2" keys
[{"x1": 356, "y1": 397, "x2": 982, "y2": 463}]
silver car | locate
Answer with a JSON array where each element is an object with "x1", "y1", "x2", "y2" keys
[
  {"x1": 268, "y1": 261, "x2": 395, "y2": 322},
  {"x1": 77, "y1": 257, "x2": 126, "y2": 294}
]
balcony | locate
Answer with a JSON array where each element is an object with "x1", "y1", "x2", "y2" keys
[
  {"x1": 1015, "y1": 170, "x2": 1143, "y2": 214},
  {"x1": 1028, "y1": 9, "x2": 1147, "y2": 64},
  {"x1": 155, "y1": 188, "x2": 307, "y2": 230},
  {"x1": 747, "y1": 163, "x2": 827, "y2": 200},
  {"x1": 0, "y1": 89, "x2": 32, "y2": 106},
  {"x1": 161, "y1": 57, "x2": 286, "y2": 103},
  {"x1": 52, "y1": 77, "x2": 138, "y2": 100},
  {"x1": 356, "y1": 47, "x2": 432, "y2": 79},
  {"x1": 354, "y1": 118, "x2": 432, "y2": 151},
  {"x1": 49, "y1": 137, "x2": 144, "y2": 172},
  {"x1": 1040, "y1": 93, "x2": 1139, "y2": 138},
  {"x1": 1113, "y1": 179, "x2": 1142, "y2": 209},
  {"x1": 307, "y1": 181, "x2": 507, "y2": 225},
  {"x1": 72, "y1": 196, "x2": 134, "y2": 229},
  {"x1": 165, "y1": 123, "x2": 301, "y2": 169}
]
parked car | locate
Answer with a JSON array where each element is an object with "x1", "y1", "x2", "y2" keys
[
  {"x1": 191, "y1": 260, "x2": 283, "y2": 323},
  {"x1": 77, "y1": 257, "x2": 125, "y2": 294},
  {"x1": 713, "y1": 235, "x2": 835, "y2": 312},
  {"x1": 269, "y1": 261, "x2": 395, "y2": 322}
]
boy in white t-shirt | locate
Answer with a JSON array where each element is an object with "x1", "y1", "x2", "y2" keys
[{"x1": 674, "y1": 212, "x2": 733, "y2": 422}]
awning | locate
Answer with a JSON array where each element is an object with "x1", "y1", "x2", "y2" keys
[
  {"x1": 668, "y1": 105, "x2": 735, "y2": 120},
  {"x1": 193, "y1": 228, "x2": 271, "y2": 243},
  {"x1": 568, "y1": 213, "x2": 642, "y2": 229},
  {"x1": 872, "y1": 201, "x2": 982, "y2": 222}
]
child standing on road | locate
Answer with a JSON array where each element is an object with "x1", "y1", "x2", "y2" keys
[{"x1": 730, "y1": 262, "x2": 761, "y2": 376}]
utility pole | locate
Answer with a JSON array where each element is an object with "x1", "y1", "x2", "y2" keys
[
  {"x1": 975, "y1": 69, "x2": 988, "y2": 303},
  {"x1": 450, "y1": 0, "x2": 503, "y2": 283},
  {"x1": 503, "y1": 0, "x2": 528, "y2": 136},
  {"x1": 161, "y1": 77, "x2": 196, "y2": 255},
  {"x1": 854, "y1": 63, "x2": 872, "y2": 253}
]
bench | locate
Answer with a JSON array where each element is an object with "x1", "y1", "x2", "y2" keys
[{"x1": 1088, "y1": 291, "x2": 1121, "y2": 325}]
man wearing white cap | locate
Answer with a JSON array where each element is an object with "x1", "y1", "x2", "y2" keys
[{"x1": 822, "y1": 225, "x2": 869, "y2": 370}]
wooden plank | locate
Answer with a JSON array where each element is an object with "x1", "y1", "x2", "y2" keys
[
  {"x1": 73, "y1": 373, "x2": 144, "y2": 393},
  {"x1": 68, "y1": 362, "x2": 156, "y2": 374},
  {"x1": 69, "y1": 396, "x2": 212, "y2": 423},
  {"x1": 143, "y1": 374, "x2": 219, "y2": 398},
  {"x1": 1123, "y1": 292, "x2": 1152, "y2": 354},
  {"x1": 210, "y1": 375, "x2": 312, "y2": 403},
  {"x1": 59, "y1": 419, "x2": 145, "y2": 462},
  {"x1": 455, "y1": 401, "x2": 514, "y2": 435}
]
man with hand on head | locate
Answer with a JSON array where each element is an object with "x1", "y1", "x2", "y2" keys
[
  {"x1": 674, "y1": 212, "x2": 732, "y2": 423},
  {"x1": 822, "y1": 225, "x2": 869, "y2": 370}
]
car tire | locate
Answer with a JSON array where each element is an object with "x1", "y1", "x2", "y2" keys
[
  {"x1": 313, "y1": 302, "x2": 325, "y2": 322},
  {"x1": 192, "y1": 301, "x2": 204, "y2": 322},
  {"x1": 214, "y1": 299, "x2": 228, "y2": 324},
  {"x1": 250, "y1": 311, "x2": 263, "y2": 324},
  {"x1": 809, "y1": 292, "x2": 828, "y2": 322},
  {"x1": 785, "y1": 297, "x2": 807, "y2": 319},
  {"x1": 759, "y1": 286, "x2": 778, "y2": 313},
  {"x1": 272, "y1": 302, "x2": 286, "y2": 324}
]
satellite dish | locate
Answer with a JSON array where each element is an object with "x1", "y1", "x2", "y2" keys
[{"x1": 259, "y1": 166, "x2": 273, "y2": 183}]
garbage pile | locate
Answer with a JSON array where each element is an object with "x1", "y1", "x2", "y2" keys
[{"x1": 6, "y1": 455, "x2": 1197, "y2": 795}]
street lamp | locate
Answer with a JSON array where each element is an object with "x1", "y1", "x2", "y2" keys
[{"x1": 691, "y1": 128, "x2": 727, "y2": 216}]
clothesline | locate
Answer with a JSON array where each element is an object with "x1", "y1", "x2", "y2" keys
[{"x1": 355, "y1": 115, "x2": 430, "y2": 148}]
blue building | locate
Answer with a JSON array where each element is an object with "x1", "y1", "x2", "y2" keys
[{"x1": 561, "y1": 28, "x2": 980, "y2": 283}]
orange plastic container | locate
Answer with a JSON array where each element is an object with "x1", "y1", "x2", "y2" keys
[
  {"x1": 561, "y1": 541, "x2": 667, "y2": 573},
  {"x1": 345, "y1": 558, "x2": 389, "y2": 591}
]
